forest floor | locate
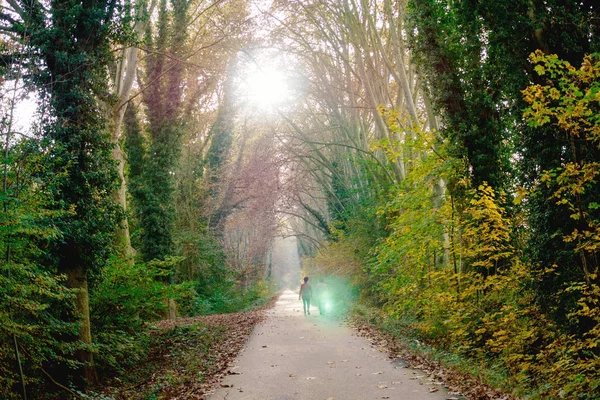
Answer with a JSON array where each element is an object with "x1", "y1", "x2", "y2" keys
[
  {"x1": 100, "y1": 291, "x2": 513, "y2": 400},
  {"x1": 98, "y1": 297, "x2": 277, "y2": 399}
]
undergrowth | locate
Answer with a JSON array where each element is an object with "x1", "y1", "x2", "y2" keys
[{"x1": 99, "y1": 323, "x2": 226, "y2": 400}]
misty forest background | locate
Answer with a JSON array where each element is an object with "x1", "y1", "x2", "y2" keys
[{"x1": 1, "y1": 0, "x2": 599, "y2": 398}]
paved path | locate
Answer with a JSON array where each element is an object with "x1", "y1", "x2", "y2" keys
[{"x1": 208, "y1": 290, "x2": 451, "y2": 400}]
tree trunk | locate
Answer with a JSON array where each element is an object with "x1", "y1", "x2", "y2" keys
[
  {"x1": 66, "y1": 265, "x2": 97, "y2": 386},
  {"x1": 109, "y1": 107, "x2": 135, "y2": 263},
  {"x1": 168, "y1": 299, "x2": 177, "y2": 319},
  {"x1": 108, "y1": 0, "x2": 157, "y2": 263}
]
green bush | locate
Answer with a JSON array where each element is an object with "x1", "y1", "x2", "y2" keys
[
  {"x1": 91, "y1": 257, "x2": 183, "y2": 377},
  {"x1": 0, "y1": 139, "x2": 81, "y2": 398},
  {"x1": 192, "y1": 278, "x2": 276, "y2": 315},
  {"x1": 0, "y1": 262, "x2": 78, "y2": 399}
]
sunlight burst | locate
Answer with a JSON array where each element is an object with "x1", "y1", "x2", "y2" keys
[{"x1": 242, "y1": 65, "x2": 289, "y2": 110}]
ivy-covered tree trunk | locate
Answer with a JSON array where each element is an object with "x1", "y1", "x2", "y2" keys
[
  {"x1": 107, "y1": 0, "x2": 157, "y2": 263},
  {"x1": 8, "y1": 0, "x2": 121, "y2": 387},
  {"x1": 205, "y1": 71, "x2": 236, "y2": 235},
  {"x1": 409, "y1": 0, "x2": 511, "y2": 191},
  {"x1": 108, "y1": 112, "x2": 134, "y2": 260},
  {"x1": 137, "y1": 0, "x2": 190, "y2": 262},
  {"x1": 65, "y1": 265, "x2": 96, "y2": 383}
]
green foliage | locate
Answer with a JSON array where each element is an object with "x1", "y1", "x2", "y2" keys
[
  {"x1": 524, "y1": 52, "x2": 600, "y2": 280},
  {"x1": 347, "y1": 157, "x2": 597, "y2": 397},
  {"x1": 0, "y1": 139, "x2": 79, "y2": 399},
  {"x1": 376, "y1": 1, "x2": 600, "y2": 395},
  {"x1": 175, "y1": 227, "x2": 226, "y2": 283},
  {"x1": 3, "y1": 0, "x2": 597, "y2": 398},
  {"x1": 319, "y1": 70, "x2": 600, "y2": 395},
  {"x1": 91, "y1": 258, "x2": 182, "y2": 329},
  {"x1": 135, "y1": 0, "x2": 192, "y2": 262},
  {"x1": 28, "y1": 1, "x2": 122, "y2": 280},
  {"x1": 407, "y1": 0, "x2": 514, "y2": 190},
  {"x1": 368, "y1": 124, "x2": 453, "y2": 305},
  {"x1": 0, "y1": 262, "x2": 78, "y2": 399},
  {"x1": 90, "y1": 257, "x2": 184, "y2": 376},
  {"x1": 0, "y1": 0, "x2": 270, "y2": 397},
  {"x1": 205, "y1": 73, "x2": 235, "y2": 181},
  {"x1": 18, "y1": 3, "x2": 125, "y2": 388},
  {"x1": 172, "y1": 218, "x2": 247, "y2": 315},
  {"x1": 192, "y1": 276, "x2": 276, "y2": 315},
  {"x1": 462, "y1": 184, "x2": 515, "y2": 276},
  {"x1": 522, "y1": 52, "x2": 600, "y2": 333}
]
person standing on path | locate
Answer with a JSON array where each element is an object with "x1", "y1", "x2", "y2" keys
[{"x1": 299, "y1": 276, "x2": 313, "y2": 315}]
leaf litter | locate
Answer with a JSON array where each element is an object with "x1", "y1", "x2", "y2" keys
[
  {"x1": 99, "y1": 297, "x2": 277, "y2": 399},
  {"x1": 350, "y1": 319, "x2": 519, "y2": 400}
]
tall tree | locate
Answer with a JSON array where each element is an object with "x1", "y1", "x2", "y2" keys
[
  {"x1": 1, "y1": 0, "x2": 121, "y2": 385},
  {"x1": 267, "y1": 0, "x2": 438, "y2": 250},
  {"x1": 106, "y1": 0, "x2": 157, "y2": 262},
  {"x1": 408, "y1": 0, "x2": 513, "y2": 191},
  {"x1": 134, "y1": 0, "x2": 250, "y2": 262},
  {"x1": 137, "y1": 0, "x2": 191, "y2": 261},
  {"x1": 409, "y1": 0, "x2": 600, "y2": 328}
]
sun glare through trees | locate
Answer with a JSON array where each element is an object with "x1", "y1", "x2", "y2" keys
[{"x1": 238, "y1": 59, "x2": 292, "y2": 112}]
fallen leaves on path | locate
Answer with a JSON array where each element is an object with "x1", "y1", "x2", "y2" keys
[
  {"x1": 350, "y1": 320, "x2": 518, "y2": 400},
  {"x1": 101, "y1": 297, "x2": 278, "y2": 399}
]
